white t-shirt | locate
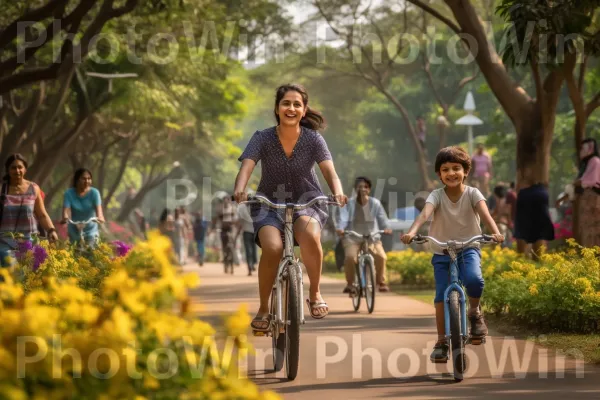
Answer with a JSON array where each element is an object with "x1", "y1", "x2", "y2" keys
[{"x1": 426, "y1": 186, "x2": 486, "y2": 255}]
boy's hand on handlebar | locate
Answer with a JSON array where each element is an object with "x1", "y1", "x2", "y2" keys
[
  {"x1": 383, "y1": 228, "x2": 392, "y2": 235},
  {"x1": 401, "y1": 233, "x2": 415, "y2": 244},
  {"x1": 491, "y1": 233, "x2": 505, "y2": 243},
  {"x1": 59, "y1": 218, "x2": 68, "y2": 225},
  {"x1": 336, "y1": 229, "x2": 344, "y2": 237}
]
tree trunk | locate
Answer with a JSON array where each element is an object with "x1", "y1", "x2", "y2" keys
[
  {"x1": 43, "y1": 169, "x2": 72, "y2": 209},
  {"x1": 116, "y1": 168, "x2": 178, "y2": 222}
]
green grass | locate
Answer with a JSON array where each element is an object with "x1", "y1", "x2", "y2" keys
[{"x1": 390, "y1": 287, "x2": 435, "y2": 304}]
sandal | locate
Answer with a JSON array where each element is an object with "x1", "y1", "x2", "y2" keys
[
  {"x1": 306, "y1": 298, "x2": 329, "y2": 319},
  {"x1": 378, "y1": 284, "x2": 390, "y2": 293},
  {"x1": 250, "y1": 314, "x2": 270, "y2": 332}
]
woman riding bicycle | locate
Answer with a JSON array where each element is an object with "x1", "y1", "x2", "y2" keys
[
  {"x1": 61, "y1": 168, "x2": 105, "y2": 247},
  {"x1": 233, "y1": 83, "x2": 347, "y2": 330}
]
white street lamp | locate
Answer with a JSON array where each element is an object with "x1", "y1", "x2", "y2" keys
[
  {"x1": 455, "y1": 91, "x2": 483, "y2": 156},
  {"x1": 85, "y1": 72, "x2": 138, "y2": 93}
]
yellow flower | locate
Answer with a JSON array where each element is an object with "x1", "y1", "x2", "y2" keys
[
  {"x1": 528, "y1": 284, "x2": 539, "y2": 296},
  {"x1": 225, "y1": 304, "x2": 251, "y2": 337},
  {"x1": 143, "y1": 373, "x2": 160, "y2": 389},
  {"x1": 0, "y1": 384, "x2": 27, "y2": 400}
]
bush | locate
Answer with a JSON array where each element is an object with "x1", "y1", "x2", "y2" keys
[
  {"x1": 379, "y1": 241, "x2": 600, "y2": 333},
  {"x1": 0, "y1": 232, "x2": 279, "y2": 399},
  {"x1": 387, "y1": 250, "x2": 435, "y2": 287},
  {"x1": 483, "y1": 241, "x2": 600, "y2": 333}
]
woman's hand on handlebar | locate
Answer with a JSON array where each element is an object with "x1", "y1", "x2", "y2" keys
[
  {"x1": 233, "y1": 191, "x2": 248, "y2": 203},
  {"x1": 48, "y1": 230, "x2": 58, "y2": 242},
  {"x1": 333, "y1": 193, "x2": 348, "y2": 206}
]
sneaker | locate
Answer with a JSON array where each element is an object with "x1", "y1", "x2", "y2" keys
[
  {"x1": 378, "y1": 284, "x2": 390, "y2": 293},
  {"x1": 342, "y1": 285, "x2": 353, "y2": 294},
  {"x1": 469, "y1": 312, "x2": 489, "y2": 338},
  {"x1": 430, "y1": 341, "x2": 449, "y2": 363}
]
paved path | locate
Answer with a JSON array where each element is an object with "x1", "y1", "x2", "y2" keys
[{"x1": 186, "y1": 262, "x2": 600, "y2": 399}]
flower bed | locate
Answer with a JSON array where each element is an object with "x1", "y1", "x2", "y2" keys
[
  {"x1": 323, "y1": 241, "x2": 600, "y2": 333},
  {"x1": 0, "y1": 232, "x2": 278, "y2": 399}
]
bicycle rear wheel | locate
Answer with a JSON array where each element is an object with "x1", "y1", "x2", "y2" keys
[
  {"x1": 285, "y1": 264, "x2": 301, "y2": 380},
  {"x1": 364, "y1": 258, "x2": 375, "y2": 314},
  {"x1": 449, "y1": 290, "x2": 467, "y2": 381},
  {"x1": 352, "y1": 262, "x2": 362, "y2": 311},
  {"x1": 271, "y1": 287, "x2": 286, "y2": 372}
]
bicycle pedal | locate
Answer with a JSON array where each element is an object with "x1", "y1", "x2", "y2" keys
[
  {"x1": 430, "y1": 357, "x2": 448, "y2": 364},
  {"x1": 468, "y1": 336, "x2": 486, "y2": 345},
  {"x1": 252, "y1": 330, "x2": 268, "y2": 337}
]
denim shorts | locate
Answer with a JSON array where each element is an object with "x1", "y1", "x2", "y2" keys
[{"x1": 431, "y1": 247, "x2": 484, "y2": 303}]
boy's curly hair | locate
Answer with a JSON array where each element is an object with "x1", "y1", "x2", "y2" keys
[{"x1": 434, "y1": 146, "x2": 471, "y2": 175}]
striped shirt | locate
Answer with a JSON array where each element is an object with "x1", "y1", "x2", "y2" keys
[{"x1": 0, "y1": 182, "x2": 38, "y2": 236}]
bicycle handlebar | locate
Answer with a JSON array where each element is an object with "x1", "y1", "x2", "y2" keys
[
  {"x1": 240, "y1": 194, "x2": 341, "y2": 210},
  {"x1": 67, "y1": 217, "x2": 100, "y2": 226},
  {"x1": 411, "y1": 234, "x2": 495, "y2": 248},
  {"x1": 344, "y1": 230, "x2": 387, "y2": 240}
]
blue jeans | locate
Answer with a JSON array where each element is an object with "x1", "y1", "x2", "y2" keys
[{"x1": 432, "y1": 247, "x2": 484, "y2": 303}]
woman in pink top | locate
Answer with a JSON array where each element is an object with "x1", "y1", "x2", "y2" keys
[
  {"x1": 471, "y1": 144, "x2": 492, "y2": 197},
  {"x1": 575, "y1": 138, "x2": 600, "y2": 247}
]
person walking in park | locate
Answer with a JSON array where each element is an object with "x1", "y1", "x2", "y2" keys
[
  {"x1": 173, "y1": 208, "x2": 188, "y2": 265},
  {"x1": 238, "y1": 199, "x2": 258, "y2": 276},
  {"x1": 514, "y1": 181, "x2": 555, "y2": 260},
  {"x1": 0, "y1": 154, "x2": 58, "y2": 266},
  {"x1": 193, "y1": 211, "x2": 209, "y2": 266},
  {"x1": 574, "y1": 138, "x2": 600, "y2": 247},
  {"x1": 471, "y1": 144, "x2": 492, "y2": 197}
]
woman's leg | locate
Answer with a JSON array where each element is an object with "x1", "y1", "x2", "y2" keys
[
  {"x1": 293, "y1": 216, "x2": 327, "y2": 317},
  {"x1": 255, "y1": 226, "x2": 284, "y2": 320}
]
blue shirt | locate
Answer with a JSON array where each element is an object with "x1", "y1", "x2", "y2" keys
[{"x1": 63, "y1": 187, "x2": 101, "y2": 241}]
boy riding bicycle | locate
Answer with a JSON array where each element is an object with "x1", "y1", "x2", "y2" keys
[{"x1": 401, "y1": 146, "x2": 504, "y2": 363}]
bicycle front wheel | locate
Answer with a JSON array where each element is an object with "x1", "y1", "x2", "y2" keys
[
  {"x1": 449, "y1": 290, "x2": 467, "y2": 381},
  {"x1": 352, "y1": 262, "x2": 361, "y2": 311},
  {"x1": 285, "y1": 264, "x2": 301, "y2": 380},
  {"x1": 364, "y1": 258, "x2": 375, "y2": 314},
  {"x1": 271, "y1": 287, "x2": 286, "y2": 372}
]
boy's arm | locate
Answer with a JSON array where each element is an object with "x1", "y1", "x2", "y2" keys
[
  {"x1": 475, "y1": 200, "x2": 504, "y2": 241},
  {"x1": 401, "y1": 203, "x2": 434, "y2": 243}
]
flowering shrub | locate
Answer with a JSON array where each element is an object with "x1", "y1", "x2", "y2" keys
[
  {"x1": 324, "y1": 242, "x2": 600, "y2": 333},
  {"x1": 0, "y1": 231, "x2": 279, "y2": 399},
  {"x1": 483, "y1": 241, "x2": 600, "y2": 332}
]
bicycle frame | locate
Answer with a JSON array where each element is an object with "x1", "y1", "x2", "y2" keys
[
  {"x1": 413, "y1": 234, "x2": 493, "y2": 343},
  {"x1": 345, "y1": 230, "x2": 383, "y2": 288},
  {"x1": 274, "y1": 206, "x2": 305, "y2": 327},
  {"x1": 242, "y1": 195, "x2": 339, "y2": 332},
  {"x1": 67, "y1": 218, "x2": 99, "y2": 251},
  {"x1": 443, "y1": 246, "x2": 468, "y2": 343}
]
